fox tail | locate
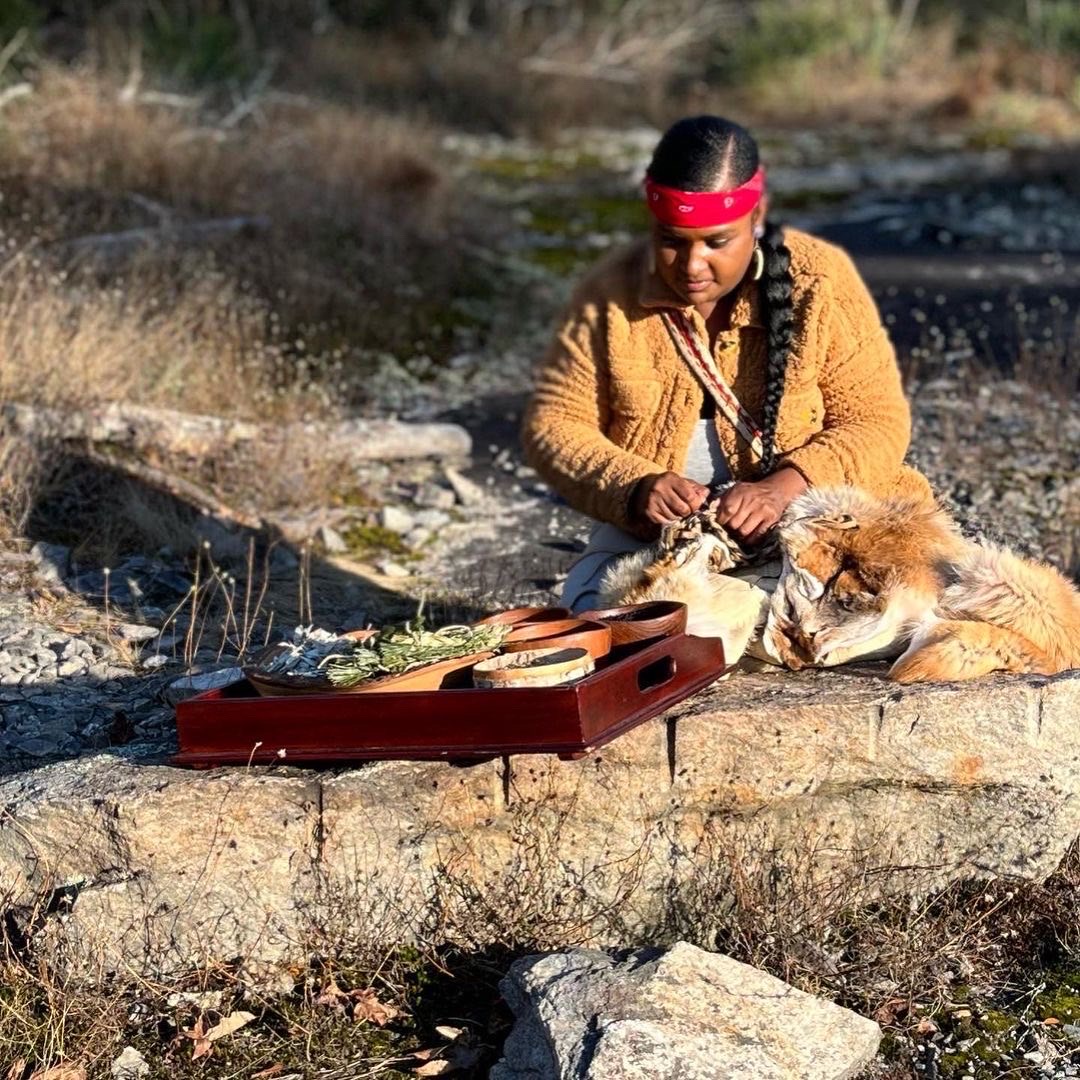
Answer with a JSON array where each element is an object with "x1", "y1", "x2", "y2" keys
[{"x1": 889, "y1": 618, "x2": 1054, "y2": 683}]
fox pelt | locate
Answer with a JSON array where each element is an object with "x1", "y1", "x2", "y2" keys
[
  {"x1": 597, "y1": 492, "x2": 780, "y2": 665},
  {"x1": 763, "y1": 486, "x2": 1080, "y2": 683}
]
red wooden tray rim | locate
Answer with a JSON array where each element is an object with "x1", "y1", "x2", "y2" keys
[{"x1": 172, "y1": 632, "x2": 727, "y2": 766}]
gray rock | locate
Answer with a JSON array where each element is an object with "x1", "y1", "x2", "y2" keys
[
  {"x1": 379, "y1": 505, "x2": 415, "y2": 534},
  {"x1": 270, "y1": 545, "x2": 300, "y2": 572},
  {"x1": 415, "y1": 483, "x2": 457, "y2": 511},
  {"x1": 413, "y1": 509, "x2": 450, "y2": 530},
  {"x1": 444, "y1": 465, "x2": 488, "y2": 507},
  {"x1": 491, "y1": 942, "x2": 880, "y2": 1080},
  {"x1": 115, "y1": 624, "x2": 159, "y2": 643},
  {"x1": 61, "y1": 639, "x2": 94, "y2": 660},
  {"x1": 11, "y1": 736, "x2": 61, "y2": 757},
  {"x1": 112, "y1": 1046, "x2": 150, "y2": 1080},
  {"x1": 0, "y1": 669, "x2": 1077, "y2": 983},
  {"x1": 29, "y1": 542, "x2": 71, "y2": 587},
  {"x1": 195, "y1": 515, "x2": 250, "y2": 560},
  {"x1": 375, "y1": 559, "x2": 411, "y2": 578},
  {"x1": 316, "y1": 524, "x2": 349, "y2": 554}
]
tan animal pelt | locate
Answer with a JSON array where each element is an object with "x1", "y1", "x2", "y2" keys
[
  {"x1": 763, "y1": 486, "x2": 1080, "y2": 683},
  {"x1": 597, "y1": 496, "x2": 779, "y2": 665}
]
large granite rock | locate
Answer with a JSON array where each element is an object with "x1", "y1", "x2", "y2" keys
[
  {"x1": 0, "y1": 668, "x2": 1077, "y2": 977},
  {"x1": 490, "y1": 941, "x2": 880, "y2": 1080}
]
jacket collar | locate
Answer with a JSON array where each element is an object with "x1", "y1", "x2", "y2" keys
[{"x1": 636, "y1": 240, "x2": 763, "y2": 330}]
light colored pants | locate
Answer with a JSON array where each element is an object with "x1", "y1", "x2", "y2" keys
[{"x1": 560, "y1": 521, "x2": 783, "y2": 666}]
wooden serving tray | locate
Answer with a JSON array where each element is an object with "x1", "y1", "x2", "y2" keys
[{"x1": 172, "y1": 633, "x2": 726, "y2": 767}]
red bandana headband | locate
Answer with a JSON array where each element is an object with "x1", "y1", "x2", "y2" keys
[{"x1": 644, "y1": 166, "x2": 766, "y2": 228}]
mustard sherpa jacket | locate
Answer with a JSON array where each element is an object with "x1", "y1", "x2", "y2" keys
[{"x1": 522, "y1": 228, "x2": 931, "y2": 536}]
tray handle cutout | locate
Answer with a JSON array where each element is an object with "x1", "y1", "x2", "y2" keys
[{"x1": 637, "y1": 655, "x2": 677, "y2": 693}]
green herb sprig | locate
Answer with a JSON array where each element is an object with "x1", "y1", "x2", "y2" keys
[{"x1": 321, "y1": 618, "x2": 508, "y2": 687}]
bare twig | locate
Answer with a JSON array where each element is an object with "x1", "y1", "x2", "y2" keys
[
  {"x1": 136, "y1": 89, "x2": 204, "y2": 109},
  {"x1": 2, "y1": 402, "x2": 473, "y2": 463},
  {"x1": 0, "y1": 83, "x2": 31, "y2": 110},
  {"x1": 520, "y1": 56, "x2": 640, "y2": 83},
  {"x1": 80, "y1": 445, "x2": 263, "y2": 531},
  {"x1": 0, "y1": 27, "x2": 29, "y2": 80}
]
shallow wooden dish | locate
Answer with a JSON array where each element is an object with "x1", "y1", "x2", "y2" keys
[
  {"x1": 243, "y1": 629, "x2": 375, "y2": 697},
  {"x1": 503, "y1": 618, "x2": 611, "y2": 660},
  {"x1": 473, "y1": 646, "x2": 593, "y2": 688},
  {"x1": 576, "y1": 601, "x2": 687, "y2": 645},
  {"x1": 244, "y1": 630, "x2": 493, "y2": 697},
  {"x1": 474, "y1": 605, "x2": 571, "y2": 628}
]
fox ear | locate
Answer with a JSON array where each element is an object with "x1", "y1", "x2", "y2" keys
[{"x1": 808, "y1": 513, "x2": 859, "y2": 531}]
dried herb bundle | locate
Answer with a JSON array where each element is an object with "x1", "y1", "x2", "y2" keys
[{"x1": 322, "y1": 619, "x2": 508, "y2": 687}]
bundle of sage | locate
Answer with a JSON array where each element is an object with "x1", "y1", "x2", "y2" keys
[{"x1": 321, "y1": 619, "x2": 509, "y2": 688}]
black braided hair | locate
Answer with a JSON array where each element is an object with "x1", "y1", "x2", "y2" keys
[{"x1": 647, "y1": 116, "x2": 795, "y2": 476}]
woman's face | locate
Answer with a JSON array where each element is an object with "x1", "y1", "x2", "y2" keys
[{"x1": 651, "y1": 205, "x2": 763, "y2": 308}]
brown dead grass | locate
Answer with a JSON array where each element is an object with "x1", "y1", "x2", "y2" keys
[
  {"x1": 0, "y1": 61, "x2": 486, "y2": 548},
  {"x1": 0, "y1": 63, "x2": 476, "y2": 419}
]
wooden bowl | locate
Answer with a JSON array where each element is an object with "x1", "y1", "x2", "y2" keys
[
  {"x1": 246, "y1": 649, "x2": 496, "y2": 697},
  {"x1": 474, "y1": 605, "x2": 571, "y2": 628},
  {"x1": 243, "y1": 629, "x2": 375, "y2": 697},
  {"x1": 473, "y1": 646, "x2": 593, "y2": 689},
  {"x1": 503, "y1": 618, "x2": 611, "y2": 660},
  {"x1": 244, "y1": 630, "x2": 496, "y2": 697},
  {"x1": 575, "y1": 601, "x2": 687, "y2": 645}
]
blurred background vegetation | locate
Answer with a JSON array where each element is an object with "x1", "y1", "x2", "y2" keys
[{"x1": 0, "y1": 0, "x2": 1077, "y2": 548}]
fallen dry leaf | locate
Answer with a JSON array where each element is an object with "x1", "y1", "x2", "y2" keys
[
  {"x1": 409, "y1": 1028, "x2": 481, "y2": 1078},
  {"x1": 182, "y1": 1014, "x2": 212, "y2": 1062},
  {"x1": 413, "y1": 1062, "x2": 453, "y2": 1078},
  {"x1": 206, "y1": 1011, "x2": 256, "y2": 1042},
  {"x1": 314, "y1": 978, "x2": 349, "y2": 1012},
  {"x1": 54, "y1": 623, "x2": 82, "y2": 634},
  {"x1": 914, "y1": 1018, "x2": 938, "y2": 1036},
  {"x1": 872, "y1": 998, "x2": 909, "y2": 1025},
  {"x1": 29, "y1": 1066, "x2": 86, "y2": 1080},
  {"x1": 1044, "y1": 1017, "x2": 1061, "y2": 1026},
  {"x1": 250, "y1": 1064, "x2": 285, "y2": 1079},
  {"x1": 351, "y1": 988, "x2": 400, "y2": 1027}
]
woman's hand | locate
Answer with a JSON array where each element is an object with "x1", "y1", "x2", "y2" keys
[
  {"x1": 631, "y1": 471, "x2": 710, "y2": 527},
  {"x1": 714, "y1": 467, "x2": 809, "y2": 545}
]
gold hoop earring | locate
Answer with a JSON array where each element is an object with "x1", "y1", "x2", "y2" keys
[{"x1": 751, "y1": 243, "x2": 764, "y2": 282}]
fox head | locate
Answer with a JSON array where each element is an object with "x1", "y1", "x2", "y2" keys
[{"x1": 767, "y1": 487, "x2": 964, "y2": 667}]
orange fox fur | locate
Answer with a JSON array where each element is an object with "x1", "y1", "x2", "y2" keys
[{"x1": 764, "y1": 487, "x2": 1080, "y2": 683}]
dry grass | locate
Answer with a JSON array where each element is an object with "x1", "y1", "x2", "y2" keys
[
  {"x1": 0, "y1": 61, "x2": 492, "y2": 550},
  {"x1": 0, "y1": 63, "x2": 476, "y2": 402}
]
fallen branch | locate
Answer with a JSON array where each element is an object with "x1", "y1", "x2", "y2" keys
[
  {"x1": 2, "y1": 402, "x2": 473, "y2": 463},
  {"x1": 519, "y1": 56, "x2": 640, "y2": 83},
  {"x1": 57, "y1": 216, "x2": 271, "y2": 259},
  {"x1": 80, "y1": 446, "x2": 263, "y2": 531}
]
